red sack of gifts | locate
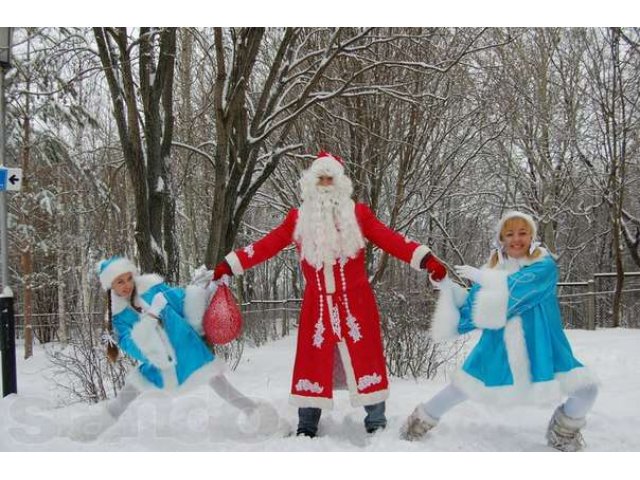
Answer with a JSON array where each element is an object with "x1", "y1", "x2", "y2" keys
[{"x1": 203, "y1": 283, "x2": 243, "y2": 345}]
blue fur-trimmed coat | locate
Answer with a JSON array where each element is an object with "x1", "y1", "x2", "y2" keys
[
  {"x1": 111, "y1": 274, "x2": 218, "y2": 389},
  {"x1": 431, "y1": 249, "x2": 597, "y2": 404}
]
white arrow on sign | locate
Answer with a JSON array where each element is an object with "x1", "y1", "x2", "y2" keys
[{"x1": 5, "y1": 167, "x2": 22, "y2": 192}]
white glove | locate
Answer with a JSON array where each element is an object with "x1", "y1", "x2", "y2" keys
[
  {"x1": 147, "y1": 292, "x2": 168, "y2": 317},
  {"x1": 190, "y1": 265, "x2": 214, "y2": 288},
  {"x1": 454, "y1": 265, "x2": 484, "y2": 284}
]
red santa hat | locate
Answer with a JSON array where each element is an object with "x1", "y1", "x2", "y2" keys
[
  {"x1": 308, "y1": 150, "x2": 345, "y2": 178},
  {"x1": 299, "y1": 150, "x2": 353, "y2": 202}
]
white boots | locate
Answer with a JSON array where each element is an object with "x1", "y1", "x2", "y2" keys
[
  {"x1": 402, "y1": 403, "x2": 588, "y2": 451},
  {"x1": 546, "y1": 406, "x2": 587, "y2": 452},
  {"x1": 401, "y1": 405, "x2": 439, "y2": 441}
]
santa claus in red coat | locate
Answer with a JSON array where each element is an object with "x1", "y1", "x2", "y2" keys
[{"x1": 213, "y1": 151, "x2": 446, "y2": 436}]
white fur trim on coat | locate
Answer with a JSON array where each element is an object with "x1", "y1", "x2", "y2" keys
[
  {"x1": 98, "y1": 258, "x2": 139, "y2": 290},
  {"x1": 110, "y1": 291, "x2": 131, "y2": 315},
  {"x1": 134, "y1": 274, "x2": 164, "y2": 296},
  {"x1": 131, "y1": 315, "x2": 177, "y2": 370},
  {"x1": 126, "y1": 364, "x2": 178, "y2": 391},
  {"x1": 452, "y1": 366, "x2": 598, "y2": 407},
  {"x1": 161, "y1": 368, "x2": 179, "y2": 390},
  {"x1": 225, "y1": 251, "x2": 245, "y2": 275},
  {"x1": 410, "y1": 245, "x2": 431, "y2": 271},
  {"x1": 184, "y1": 285, "x2": 208, "y2": 335},
  {"x1": 179, "y1": 357, "x2": 228, "y2": 392},
  {"x1": 472, "y1": 269, "x2": 510, "y2": 329},
  {"x1": 502, "y1": 316, "x2": 532, "y2": 388},
  {"x1": 336, "y1": 341, "x2": 388, "y2": 407},
  {"x1": 349, "y1": 388, "x2": 390, "y2": 407},
  {"x1": 126, "y1": 357, "x2": 227, "y2": 392},
  {"x1": 452, "y1": 317, "x2": 532, "y2": 405},
  {"x1": 430, "y1": 277, "x2": 468, "y2": 341},
  {"x1": 452, "y1": 317, "x2": 598, "y2": 406},
  {"x1": 289, "y1": 394, "x2": 334, "y2": 409},
  {"x1": 337, "y1": 342, "x2": 358, "y2": 404}
]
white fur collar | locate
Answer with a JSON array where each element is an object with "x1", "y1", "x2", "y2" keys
[
  {"x1": 110, "y1": 291, "x2": 131, "y2": 315},
  {"x1": 490, "y1": 247, "x2": 550, "y2": 273},
  {"x1": 110, "y1": 273, "x2": 164, "y2": 315},
  {"x1": 134, "y1": 274, "x2": 164, "y2": 295}
]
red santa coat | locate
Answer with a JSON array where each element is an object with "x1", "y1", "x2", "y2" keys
[{"x1": 225, "y1": 203, "x2": 430, "y2": 409}]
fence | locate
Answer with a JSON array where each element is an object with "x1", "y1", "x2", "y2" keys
[
  {"x1": 238, "y1": 298, "x2": 302, "y2": 346},
  {"x1": 11, "y1": 271, "x2": 640, "y2": 343},
  {"x1": 11, "y1": 301, "x2": 304, "y2": 347},
  {"x1": 558, "y1": 272, "x2": 640, "y2": 329}
]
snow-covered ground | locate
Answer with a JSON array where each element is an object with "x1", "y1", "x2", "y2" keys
[{"x1": 1, "y1": 328, "x2": 639, "y2": 452}]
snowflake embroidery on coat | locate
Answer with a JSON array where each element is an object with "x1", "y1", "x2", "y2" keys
[
  {"x1": 330, "y1": 304, "x2": 342, "y2": 338},
  {"x1": 313, "y1": 317, "x2": 325, "y2": 349},
  {"x1": 357, "y1": 373, "x2": 382, "y2": 391},
  {"x1": 243, "y1": 244, "x2": 255, "y2": 258},
  {"x1": 346, "y1": 314, "x2": 362, "y2": 342},
  {"x1": 295, "y1": 379, "x2": 324, "y2": 394}
]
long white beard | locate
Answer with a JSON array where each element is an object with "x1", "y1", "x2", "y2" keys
[{"x1": 294, "y1": 187, "x2": 365, "y2": 269}]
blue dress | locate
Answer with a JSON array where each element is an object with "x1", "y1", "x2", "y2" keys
[
  {"x1": 431, "y1": 249, "x2": 596, "y2": 404},
  {"x1": 111, "y1": 274, "x2": 215, "y2": 389}
]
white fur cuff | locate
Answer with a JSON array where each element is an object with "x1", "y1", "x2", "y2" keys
[
  {"x1": 410, "y1": 245, "x2": 431, "y2": 271},
  {"x1": 430, "y1": 279, "x2": 466, "y2": 341},
  {"x1": 225, "y1": 251, "x2": 245, "y2": 275},
  {"x1": 184, "y1": 285, "x2": 208, "y2": 335},
  {"x1": 472, "y1": 269, "x2": 510, "y2": 329}
]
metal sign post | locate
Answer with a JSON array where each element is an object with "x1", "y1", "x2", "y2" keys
[{"x1": 0, "y1": 27, "x2": 16, "y2": 397}]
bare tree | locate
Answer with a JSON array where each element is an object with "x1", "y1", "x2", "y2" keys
[
  {"x1": 93, "y1": 27, "x2": 178, "y2": 279},
  {"x1": 578, "y1": 28, "x2": 640, "y2": 326}
]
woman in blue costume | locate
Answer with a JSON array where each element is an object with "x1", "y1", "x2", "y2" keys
[
  {"x1": 402, "y1": 212, "x2": 598, "y2": 451},
  {"x1": 72, "y1": 256, "x2": 260, "y2": 440}
]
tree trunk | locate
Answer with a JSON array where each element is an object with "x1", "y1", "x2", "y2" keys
[
  {"x1": 93, "y1": 27, "x2": 177, "y2": 277},
  {"x1": 21, "y1": 35, "x2": 33, "y2": 357}
]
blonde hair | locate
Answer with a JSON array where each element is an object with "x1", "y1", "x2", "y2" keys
[{"x1": 488, "y1": 217, "x2": 541, "y2": 268}]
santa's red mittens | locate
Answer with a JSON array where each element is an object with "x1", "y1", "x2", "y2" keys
[
  {"x1": 212, "y1": 260, "x2": 232, "y2": 281},
  {"x1": 421, "y1": 253, "x2": 447, "y2": 282}
]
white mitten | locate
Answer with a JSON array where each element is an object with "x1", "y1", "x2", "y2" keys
[
  {"x1": 190, "y1": 265, "x2": 214, "y2": 288},
  {"x1": 454, "y1": 265, "x2": 484, "y2": 284},
  {"x1": 147, "y1": 292, "x2": 168, "y2": 317}
]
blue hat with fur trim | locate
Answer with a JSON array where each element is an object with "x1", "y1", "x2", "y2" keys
[{"x1": 97, "y1": 256, "x2": 139, "y2": 290}]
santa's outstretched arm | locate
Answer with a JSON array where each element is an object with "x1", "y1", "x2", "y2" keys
[
  {"x1": 216, "y1": 209, "x2": 298, "y2": 278},
  {"x1": 355, "y1": 203, "x2": 446, "y2": 280}
]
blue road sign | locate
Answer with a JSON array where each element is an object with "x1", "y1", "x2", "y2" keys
[{"x1": 0, "y1": 167, "x2": 22, "y2": 192}]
